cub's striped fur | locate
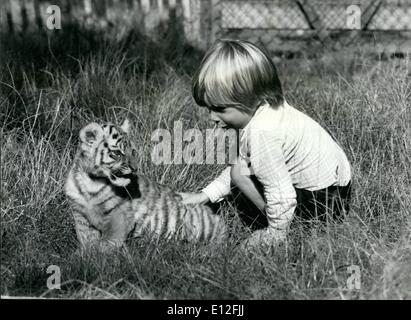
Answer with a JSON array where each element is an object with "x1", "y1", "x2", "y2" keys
[{"x1": 65, "y1": 120, "x2": 227, "y2": 250}]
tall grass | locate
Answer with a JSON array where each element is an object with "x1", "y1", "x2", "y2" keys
[{"x1": 1, "y1": 26, "x2": 410, "y2": 299}]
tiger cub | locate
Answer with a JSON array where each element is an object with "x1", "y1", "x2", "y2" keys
[{"x1": 65, "y1": 119, "x2": 227, "y2": 250}]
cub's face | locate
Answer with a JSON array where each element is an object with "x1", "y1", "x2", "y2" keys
[{"x1": 79, "y1": 119, "x2": 137, "y2": 184}]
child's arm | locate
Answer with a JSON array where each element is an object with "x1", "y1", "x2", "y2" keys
[
  {"x1": 249, "y1": 129, "x2": 297, "y2": 242},
  {"x1": 201, "y1": 166, "x2": 231, "y2": 203},
  {"x1": 179, "y1": 166, "x2": 231, "y2": 205}
]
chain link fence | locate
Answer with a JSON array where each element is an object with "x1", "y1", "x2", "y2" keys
[{"x1": 213, "y1": 0, "x2": 411, "y2": 56}]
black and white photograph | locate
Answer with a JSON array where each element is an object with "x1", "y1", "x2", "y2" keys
[{"x1": 0, "y1": 0, "x2": 410, "y2": 304}]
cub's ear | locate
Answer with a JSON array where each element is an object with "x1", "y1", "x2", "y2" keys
[
  {"x1": 79, "y1": 122, "x2": 103, "y2": 145},
  {"x1": 120, "y1": 118, "x2": 130, "y2": 134}
]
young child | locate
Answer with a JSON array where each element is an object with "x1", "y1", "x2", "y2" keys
[{"x1": 179, "y1": 39, "x2": 352, "y2": 247}]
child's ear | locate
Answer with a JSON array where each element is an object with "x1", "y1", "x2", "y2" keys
[
  {"x1": 120, "y1": 118, "x2": 130, "y2": 134},
  {"x1": 79, "y1": 122, "x2": 103, "y2": 145}
]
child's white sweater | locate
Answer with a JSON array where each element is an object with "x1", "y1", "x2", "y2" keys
[{"x1": 202, "y1": 100, "x2": 351, "y2": 238}]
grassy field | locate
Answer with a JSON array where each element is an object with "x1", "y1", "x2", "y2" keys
[{"x1": 1, "y1": 25, "x2": 410, "y2": 299}]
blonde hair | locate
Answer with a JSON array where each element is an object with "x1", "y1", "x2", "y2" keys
[{"x1": 192, "y1": 39, "x2": 284, "y2": 113}]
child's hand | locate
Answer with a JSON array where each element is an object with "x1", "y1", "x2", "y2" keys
[
  {"x1": 240, "y1": 228, "x2": 287, "y2": 252},
  {"x1": 177, "y1": 192, "x2": 209, "y2": 205}
]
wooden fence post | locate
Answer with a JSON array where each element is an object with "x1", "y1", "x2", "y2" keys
[
  {"x1": 132, "y1": 0, "x2": 146, "y2": 32},
  {"x1": 191, "y1": 0, "x2": 202, "y2": 48},
  {"x1": 196, "y1": 0, "x2": 211, "y2": 50},
  {"x1": 158, "y1": 0, "x2": 165, "y2": 20},
  {"x1": 21, "y1": 0, "x2": 29, "y2": 32},
  {"x1": 65, "y1": 0, "x2": 73, "y2": 25},
  {"x1": 210, "y1": 0, "x2": 221, "y2": 45},
  {"x1": 33, "y1": 0, "x2": 43, "y2": 29},
  {"x1": 94, "y1": 0, "x2": 107, "y2": 18},
  {"x1": 141, "y1": 0, "x2": 150, "y2": 12},
  {"x1": 169, "y1": 0, "x2": 176, "y2": 9},
  {"x1": 4, "y1": 0, "x2": 14, "y2": 33},
  {"x1": 83, "y1": 0, "x2": 92, "y2": 15},
  {"x1": 140, "y1": 0, "x2": 150, "y2": 31},
  {"x1": 182, "y1": 0, "x2": 191, "y2": 42}
]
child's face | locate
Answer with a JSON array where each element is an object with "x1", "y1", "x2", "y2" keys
[{"x1": 207, "y1": 105, "x2": 253, "y2": 130}]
